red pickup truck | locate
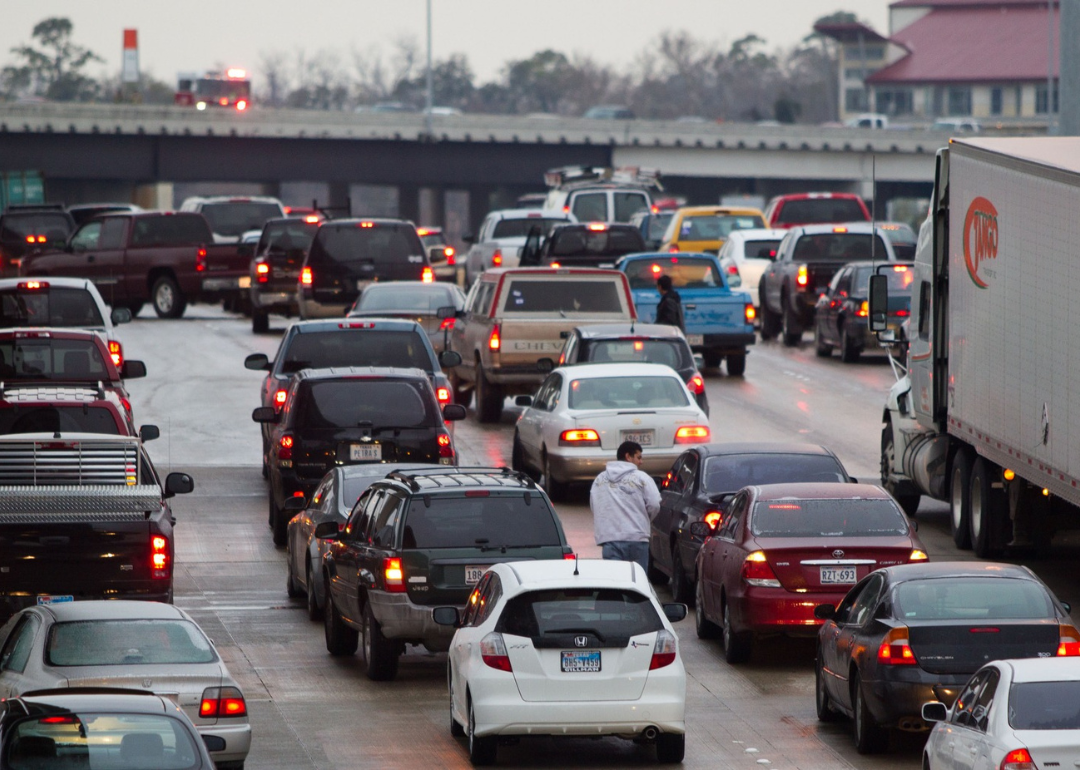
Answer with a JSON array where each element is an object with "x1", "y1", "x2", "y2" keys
[{"x1": 19, "y1": 212, "x2": 250, "y2": 318}]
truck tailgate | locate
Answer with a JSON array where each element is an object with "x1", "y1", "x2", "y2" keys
[
  {"x1": 494, "y1": 318, "x2": 581, "y2": 367},
  {"x1": 632, "y1": 288, "x2": 751, "y2": 336}
]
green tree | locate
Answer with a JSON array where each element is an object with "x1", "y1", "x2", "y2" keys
[{"x1": 2, "y1": 17, "x2": 102, "y2": 101}]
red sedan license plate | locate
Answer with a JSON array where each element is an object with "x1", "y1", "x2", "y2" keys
[{"x1": 820, "y1": 567, "x2": 857, "y2": 584}]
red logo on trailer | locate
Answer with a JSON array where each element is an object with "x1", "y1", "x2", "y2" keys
[{"x1": 963, "y1": 196, "x2": 998, "y2": 289}]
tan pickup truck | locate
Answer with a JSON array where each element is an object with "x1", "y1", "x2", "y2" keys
[{"x1": 448, "y1": 267, "x2": 637, "y2": 422}]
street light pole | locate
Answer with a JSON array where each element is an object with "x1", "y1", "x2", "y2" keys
[{"x1": 425, "y1": 0, "x2": 433, "y2": 137}]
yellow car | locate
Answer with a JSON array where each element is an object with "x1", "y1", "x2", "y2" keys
[{"x1": 659, "y1": 206, "x2": 767, "y2": 254}]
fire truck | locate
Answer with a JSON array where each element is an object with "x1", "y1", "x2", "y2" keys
[{"x1": 175, "y1": 69, "x2": 251, "y2": 111}]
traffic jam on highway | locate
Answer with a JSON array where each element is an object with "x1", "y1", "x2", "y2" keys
[{"x1": 2, "y1": 139, "x2": 1080, "y2": 770}]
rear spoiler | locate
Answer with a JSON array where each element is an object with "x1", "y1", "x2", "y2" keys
[{"x1": 0, "y1": 434, "x2": 142, "y2": 486}]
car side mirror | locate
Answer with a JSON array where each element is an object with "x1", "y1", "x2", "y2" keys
[
  {"x1": 202, "y1": 735, "x2": 227, "y2": 752},
  {"x1": 314, "y1": 521, "x2": 340, "y2": 539},
  {"x1": 110, "y1": 307, "x2": 132, "y2": 325},
  {"x1": 868, "y1": 274, "x2": 889, "y2": 332},
  {"x1": 922, "y1": 702, "x2": 948, "y2": 723},
  {"x1": 165, "y1": 472, "x2": 194, "y2": 498},
  {"x1": 245, "y1": 353, "x2": 271, "y2": 371},
  {"x1": 515, "y1": 395, "x2": 533, "y2": 407},
  {"x1": 662, "y1": 603, "x2": 687, "y2": 622},
  {"x1": 121, "y1": 360, "x2": 146, "y2": 379},
  {"x1": 442, "y1": 403, "x2": 467, "y2": 422},
  {"x1": 559, "y1": 331, "x2": 570, "y2": 339},
  {"x1": 1063, "y1": 601, "x2": 1072, "y2": 614},
  {"x1": 813, "y1": 604, "x2": 836, "y2": 620},
  {"x1": 537, "y1": 358, "x2": 555, "y2": 373},
  {"x1": 848, "y1": 477, "x2": 858, "y2": 484},
  {"x1": 139, "y1": 424, "x2": 160, "y2": 442},
  {"x1": 439, "y1": 350, "x2": 462, "y2": 368},
  {"x1": 252, "y1": 406, "x2": 279, "y2": 423},
  {"x1": 693, "y1": 353, "x2": 705, "y2": 370},
  {"x1": 282, "y1": 496, "x2": 307, "y2": 513},
  {"x1": 432, "y1": 607, "x2": 461, "y2": 627},
  {"x1": 436, "y1": 305, "x2": 456, "y2": 320},
  {"x1": 688, "y1": 521, "x2": 713, "y2": 538}
]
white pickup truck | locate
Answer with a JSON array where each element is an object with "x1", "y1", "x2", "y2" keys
[{"x1": 462, "y1": 209, "x2": 572, "y2": 285}]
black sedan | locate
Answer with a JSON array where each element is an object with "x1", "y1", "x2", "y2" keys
[
  {"x1": 814, "y1": 562, "x2": 1080, "y2": 755},
  {"x1": 813, "y1": 261, "x2": 913, "y2": 363},
  {"x1": 648, "y1": 442, "x2": 851, "y2": 602}
]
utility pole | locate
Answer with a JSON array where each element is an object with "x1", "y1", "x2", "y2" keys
[{"x1": 425, "y1": 0, "x2": 434, "y2": 137}]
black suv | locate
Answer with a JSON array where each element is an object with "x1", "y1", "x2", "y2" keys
[
  {"x1": 253, "y1": 367, "x2": 466, "y2": 546},
  {"x1": 248, "y1": 217, "x2": 320, "y2": 333},
  {"x1": 315, "y1": 467, "x2": 574, "y2": 680},
  {"x1": 522, "y1": 222, "x2": 646, "y2": 269},
  {"x1": 0, "y1": 205, "x2": 75, "y2": 277},
  {"x1": 298, "y1": 219, "x2": 430, "y2": 319}
]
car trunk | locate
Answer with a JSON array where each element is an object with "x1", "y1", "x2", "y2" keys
[
  {"x1": 401, "y1": 548, "x2": 565, "y2": 607},
  {"x1": 762, "y1": 540, "x2": 916, "y2": 593},
  {"x1": 496, "y1": 317, "x2": 602, "y2": 367},
  {"x1": 505, "y1": 630, "x2": 656, "y2": 702},
  {"x1": 906, "y1": 620, "x2": 1061, "y2": 675},
  {"x1": 1024, "y1": 733, "x2": 1080, "y2": 768},
  {"x1": 64, "y1": 666, "x2": 225, "y2": 726},
  {"x1": 292, "y1": 427, "x2": 439, "y2": 482},
  {"x1": 266, "y1": 249, "x2": 305, "y2": 290},
  {"x1": 571, "y1": 407, "x2": 703, "y2": 451},
  {"x1": 203, "y1": 244, "x2": 249, "y2": 277},
  {"x1": 800, "y1": 262, "x2": 846, "y2": 297}
]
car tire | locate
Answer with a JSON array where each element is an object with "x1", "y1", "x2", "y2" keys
[
  {"x1": 814, "y1": 326, "x2": 833, "y2": 357},
  {"x1": 970, "y1": 457, "x2": 1007, "y2": 558},
  {"x1": 450, "y1": 372, "x2": 473, "y2": 409},
  {"x1": 252, "y1": 308, "x2": 269, "y2": 334},
  {"x1": 781, "y1": 299, "x2": 802, "y2": 347},
  {"x1": 694, "y1": 580, "x2": 719, "y2": 639},
  {"x1": 703, "y1": 350, "x2": 722, "y2": 369},
  {"x1": 880, "y1": 418, "x2": 920, "y2": 516},
  {"x1": 759, "y1": 295, "x2": 780, "y2": 340},
  {"x1": 840, "y1": 327, "x2": 861, "y2": 363},
  {"x1": 286, "y1": 547, "x2": 303, "y2": 599},
  {"x1": 360, "y1": 601, "x2": 399, "y2": 681},
  {"x1": 306, "y1": 560, "x2": 322, "y2": 621},
  {"x1": 853, "y1": 671, "x2": 889, "y2": 754},
  {"x1": 726, "y1": 353, "x2": 746, "y2": 377},
  {"x1": 815, "y1": 653, "x2": 839, "y2": 722},
  {"x1": 270, "y1": 492, "x2": 287, "y2": 547},
  {"x1": 670, "y1": 549, "x2": 693, "y2": 604},
  {"x1": 151, "y1": 275, "x2": 186, "y2": 319},
  {"x1": 722, "y1": 600, "x2": 752, "y2": 664},
  {"x1": 475, "y1": 363, "x2": 502, "y2": 423},
  {"x1": 656, "y1": 733, "x2": 685, "y2": 764},
  {"x1": 468, "y1": 698, "x2": 497, "y2": 766},
  {"x1": 950, "y1": 450, "x2": 973, "y2": 549},
  {"x1": 323, "y1": 578, "x2": 359, "y2": 657},
  {"x1": 543, "y1": 451, "x2": 569, "y2": 502}
]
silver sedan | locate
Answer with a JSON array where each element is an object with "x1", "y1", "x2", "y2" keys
[{"x1": 346, "y1": 281, "x2": 466, "y2": 354}]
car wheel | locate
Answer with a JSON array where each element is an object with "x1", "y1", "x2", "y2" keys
[
  {"x1": 468, "y1": 698, "x2": 497, "y2": 766},
  {"x1": 323, "y1": 577, "x2": 358, "y2": 656},
  {"x1": 852, "y1": 671, "x2": 889, "y2": 754},
  {"x1": 840, "y1": 327, "x2": 861, "y2": 363},
  {"x1": 306, "y1": 560, "x2": 322, "y2": 621},
  {"x1": 694, "y1": 580, "x2": 719, "y2": 639},
  {"x1": 151, "y1": 275, "x2": 187, "y2": 319},
  {"x1": 814, "y1": 325, "x2": 833, "y2": 357},
  {"x1": 543, "y1": 451, "x2": 569, "y2": 502},
  {"x1": 880, "y1": 419, "x2": 919, "y2": 516},
  {"x1": 970, "y1": 457, "x2": 1007, "y2": 558},
  {"x1": 703, "y1": 350, "x2": 722, "y2": 369},
  {"x1": 449, "y1": 671, "x2": 466, "y2": 737},
  {"x1": 950, "y1": 450, "x2": 973, "y2": 549},
  {"x1": 360, "y1": 601, "x2": 399, "y2": 681},
  {"x1": 252, "y1": 308, "x2": 269, "y2": 334},
  {"x1": 759, "y1": 296, "x2": 780, "y2": 340},
  {"x1": 815, "y1": 653, "x2": 839, "y2": 722},
  {"x1": 726, "y1": 353, "x2": 746, "y2": 377},
  {"x1": 475, "y1": 363, "x2": 502, "y2": 423},
  {"x1": 270, "y1": 492, "x2": 287, "y2": 547},
  {"x1": 670, "y1": 549, "x2": 693, "y2": 604},
  {"x1": 450, "y1": 372, "x2": 472, "y2": 409},
  {"x1": 656, "y1": 733, "x2": 685, "y2": 764},
  {"x1": 286, "y1": 546, "x2": 303, "y2": 599},
  {"x1": 781, "y1": 299, "x2": 802, "y2": 347},
  {"x1": 722, "y1": 600, "x2": 752, "y2": 664}
]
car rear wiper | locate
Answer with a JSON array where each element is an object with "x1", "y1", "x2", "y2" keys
[{"x1": 544, "y1": 628, "x2": 607, "y2": 643}]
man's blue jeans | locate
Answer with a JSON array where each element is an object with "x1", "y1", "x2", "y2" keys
[{"x1": 601, "y1": 541, "x2": 649, "y2": 573}]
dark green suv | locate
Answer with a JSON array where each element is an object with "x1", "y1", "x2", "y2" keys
[{"x1": 316, "y1": 467, "x2": 573, "y2": 680}]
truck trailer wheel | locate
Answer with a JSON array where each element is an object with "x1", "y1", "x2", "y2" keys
[
  {"x1": 970, "y1": 457, "x2": 1007, "y2": 558},
  {"x1": 950, "y1": 450, "x2": 973, "y2": 549},
  {"x1": 151, "y1": 275, "x2": 187, "y2": 319},
  {"x1": 726, "y1": 353, "x2": 746, "y2": 376},
  {"x1": 474, "y1": 363, "x2": 502, "y2": 423}
]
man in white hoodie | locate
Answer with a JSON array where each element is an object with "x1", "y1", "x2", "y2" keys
[{"x1": 589, "y1": 440, "x2": 662, "y2": 572}]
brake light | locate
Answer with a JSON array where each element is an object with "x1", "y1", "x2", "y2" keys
[
  {"x1": 108, "y1": 340, "x2": 123, "y2": 368},
  {"x1": 301, "y1": 267, "x2": 313, "y2": 285},
  {"x1": 563, "y1": 205, "x2": 570, "y2": 213},
  {"x1": 550, "y1": 262, "x2": 561, "y2": 268},
  {"x1": 563, "y1": 552, "x2": 576, "y2": 560},
  {"x1": 651, "y1": 263, "x2": 662, "y2": 275},
  {"x1": 17, "y1": 281, "x2": 47, "y2": 291},
  {"x1": 587, "y1": 222, "x2": 607, "y2": 231},
  {"x1": 651, "y1": 204, "x2": 658, "y2": 214},
  {"x1": 195, "y1": 247, "x2": 207, "y2": 272},
  {"x1": 560, "y1": 428, "x2": 601, "y2": 446},
  {"x1": 703, "y1": 510, "x2": 723, "y2": 528},
  {"x1": 741, "y1": 551, "x2": 781, "y2": 588},
  {"x1": 726, "y1": 264, "x2": 739, "y2": 275},
  {"x1": 488, "y1": 324, "x2": 501, "y2": 351},
  {"x1": 437, "y1": 432, "x2": 454, "y2": 457},
  {"x1": 744, "y1": 304, "x2": 756, "y2": 323},
  {"x1": 256, "y1": 261, "x2": 270, "y2": 283},
  {"x1": 360, "y1": 221, "x2": 375, "y2": 228},
  {"x1": 304, "y1": 214, "x2": 320, "y2": 224},
  {"x1": 688, "y1": 374, "x2": 705, "y2": 394},
  {"x1": 274, "y1": 389, "x2": 288, "y2": 409},
  {"x1": 151, "y1": 535, "x2": 169, "y2": 579},
  {"x1": 492, "y1": 249, "x2": 502, "y2": 267},
  {"x1": 896, "y1": 308, "x2": 910, "y2": 317},
  {"x1": 439, "y1": 317, "x2": 455, "y2": 331},
  {"x1": 444, "y1": 246, "x2": 456, "y2": 265},
  {"x1": 877, "y1": 626, "x2": 917, "y2": 665},
  {"x1": 675, "y1": 425, "x2": 710, "y2": 443},
  {"x1": 908, "y1": 549, "x2": 928, "y2": 562},
  {"x1": 649, "y1": 629, "x2": 678, "y2": 670},
  {"x1": 797, "y1": 264, "x2": 808, "y2": 287},
  {"x1": 480, "y1": 632, "x2": 513, "y2": 672},
  {"x1": 833, "y1": 226, "x2": 848, "y2": 233},
  {"x1": 219, "y1": 97, "x2": 228, "y2": 106},
  {"x1": 39, "y1": 716, "x2": 79, "y2": 724},
  {"x1": 1000, "y1": 748, "x2": 1036, "y2": 770},
  {"x1": 857, "y1": 301, "x2": 869, "y2": 318},
  {"x1": 422, "y1": 267, "x2": 434, "y2": 283},
  {"x1": 200, "y1": 687, "x2": 247, "y2": 718},
  {"x1": 417, "y1": 227, "x2": 432, "y2": 236},
  {"x1": 436, "y1": 387, "x2": 451, "y2": 404},
  {"x1": 236, "y1": 99, "x2": 248, "y2": 111},
  {"x1": 384, "y1": 557, "x2": 406, "y2": 592},
  {"x1": 1057, "y1": 625, "x2": 1080, "y2": 656},
  {"x1": 279, "y1": 433, "x2": 294, "y2": 461},
  {"x1": 668, "y1": 245, "x2": 679, "y2": 253}
]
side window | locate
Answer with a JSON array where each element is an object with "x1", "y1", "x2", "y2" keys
[
  {"x1": 463, "y1": 281, "x2": 483, "y2": 314},
  {"x1": 917, "y1": 281, "x2": 931, "y2": 340},
  {"x1": 371, "y1": 492, "x2": 405, "y2": 547},
  {"x1": 0, "y1": 615, "x2": 40, "y2": 674},
  {"x1": 676, "y1": 453, "x2": 698, "y2": 493},
  {"x1": 344, "y1": 490, "x2": 378, "y2": 541},
  {"x1": 311, "y1": 477, "x2": 332, "y2": 509},
  {"x1": 477, "y1": 283, "x2": 496, "y2": 316},
  {"x1": 572, "y1": 193, "x2": 607, "y2": 223},
  {"x1": 559, "y1": 335, "x2": 576, "y2": 365},
  {"x1": 99, "y1": 218, "x2": 127, "y2": 249},
  {"x1": 835, "y1": 269, "x2": 852, "y2": 297},
  {"x1": 951, "y1": 671, "x2": 987, "y2": 727},
  {"x1": 475, "y1": 574, "x2": 503, "y2": 626},
  {"x1": 719, "y1": 494, "x2": 747, "y2": 538},
  {"x1": 546, "y1": 374, "x2": 562, "y2": 411},
  {"x1": 965, "y1": 668, "x2": 999, "y2": 731},
  {"x1": 845, "y1": 573, "x2": 884, "y2": 626},
  {"x1": 664, "y1": 458, "x2": 688, "y2": 494},
  {"x1": 461, "y1": 573, "x2": 490, "y2": 627},
  {"x1": 614, "y1": 192, "x2": 648, "y2": 222},
  {"x1": 533, "y1": 374, "x2": 555, "y2": 410},
  {"x1": 69, "y1": 222, "x2": 102, "y2": 252}
]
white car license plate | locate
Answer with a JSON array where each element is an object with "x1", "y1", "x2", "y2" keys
[
  {"x1": 686, "y1": 334, "x2": 704, "y2": 345},
  {"x1": 349, "y1": 444, "x2": 382, "y2": 461},
  {"x1": 36, "y1": 595, "x2": 73, "y2": 605},
  {"x1": 820, "y1": 567, "x2": 857, "y2": 584},
  {"x1": 620, "y1": 430, "x2": 654, "y2": 447},
  {"x1": 561, "y1": 651, "x2": 601, "y2": 673},
  {"x1": 238, "y1": 275, "x2": 252, "y2": 289},
  {"x1": 464, "y1": 566, "x2": 486, "y2": 585}
]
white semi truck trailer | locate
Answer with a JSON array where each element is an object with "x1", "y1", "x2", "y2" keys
[{"x1": 874, "y1": 137, "x2": 1080, "y2": 557}]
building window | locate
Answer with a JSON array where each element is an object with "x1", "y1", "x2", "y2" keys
[
  {"x1": 845, "y1": 67, "x2": 871, "y2": 80},
  {"x1": 863, "y1": 45, "x2": 886, "y2": 60},
  {"x1": 947, "y1": 87, "x2": 972, "y2": 116},
  {"x1": 1016, "y1": 85, "x2": 1023, "y2": 114},
  {"x1": 1036, "y1": 82, "x2": 1059, "y2": 113},
  {"x1": 876, "y1": 89, "x2": 913, "y2": 116},
  {"x1": 845, "y1": 88, "x2": 868, "y2": 112},
  {"x1": 990, "y1": 87, "x2": 1003, "y2": 115}
]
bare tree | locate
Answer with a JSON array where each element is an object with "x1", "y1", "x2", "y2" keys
[{"x1": 258, "y1": 50, "x2": 290, "y2": 108}]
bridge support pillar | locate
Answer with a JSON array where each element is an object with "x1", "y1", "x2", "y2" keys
[{"x1": 134, "y1": 182, "x2": 174, "y2": 209}]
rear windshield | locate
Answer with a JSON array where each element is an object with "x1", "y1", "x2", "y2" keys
[
  {"x1": 853, "y1": 265, "x2": 916, "y2": 295},
  {"x1": 0, "y1": 339, "x2": 112, "y2": 381},
  {"x1": 199, "y1": 202, "x2": 282, "y2": 237},
  {"x1": 355, "y1": 285, "x2": 463, "y2": 313},
  {"x1": 281, "y1": 330, "x2": 433, "y2": 373},
  {"x1": 308, "y1": 223, "x2": 425, "y2": 266},
  {"x1": 742, "y1": 239, "x2": 781, "y2": 260},
  {"x1": 501, "y1": 279, "x2": 624, "y2": 314},
  {"x1": 130, "y1": 215, "x2": 211, "y2": 247},
  {"x1": 893, "y1": 577, "x2": 1054, "y2": 621},
  {"x1": 703, "y1": 454, "x2": 847, "y2": 494},
  {"x1": 751, "y1": 498, "x2": 908, "y2": 537},
  {"x1": 776, "y1": 198, "x2": 868, "y2": 225},
  {"x1": 0, "y1": 287, "x2": 105, "y2": 328},
  {"x1": 624, "y1": 257, "x2": 722, "y2": 289},
  {"x1": 547, "y1": 227, "x2": 645, "y2": 258},
  {"x1": 792, "y1": 233, "x2": 889, "y2": 263},
  {"x1": 678, "y1": 214, "x2": 765, "y2": 241},
  {"x1": 568, "y1": 375, "x2": 688, "y2": 409},
  {"x1": 585, "y1": 339, "x2": 690, "y2": 370},
  {"x1": 0, "y1": 406, "x2": 120, "y2": 435},
  {"x1": 259, "y1": 220, "x2": 318, "y2": 253},
  {"x1": 497, "y1": 588, "x2": 663, "y2": 639},
  {"x1": 46, "y1": 620, "x2": 217, "y2": 666},
  {"x1": 299, "y1": 379, "x2": 435, "y2": 429},
  {"x1": 8, "y1": 714, "x2": 201, "y2": 769},
  {"x1": 402, "y1": 495, "x2": 560, "y2": 549},
  {"x1": 1009, "y1": 682, "x2": 1080, "y2": 729},
  {"x1": 492, "y1": 218, "x2": 567, "y2": 239},
  {"x1": 0, "y1": 213, "x2": 72, "y2": 242}
]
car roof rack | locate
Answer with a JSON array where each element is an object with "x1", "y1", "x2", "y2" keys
[
  {"x1": 544, "y1": 165, "x2": 663, "y2": 191},
  {"x1": 384, "y1": 466, "x2": 537, "y2": 490}
]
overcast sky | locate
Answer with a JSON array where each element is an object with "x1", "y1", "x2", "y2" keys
[{"x1": 2, "y1": 1, "x2": 889, "y2": 88}]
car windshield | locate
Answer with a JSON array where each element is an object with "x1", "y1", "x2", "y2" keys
[
  {"x1": 491, "y1": 218, "x2": 567, "y2": 239},
  {"x1": 893, "y1": 577, "x2": 1054, "y2": 620},
  {"x1": 300, "y1": 380, "x2": 435, "y2": 429},
  {"x1": 46, "y1": 620, "x2": 217, "y2": 666},
  {"x1": 585, "y1": 339, "x2": 689, "y2": 369},
  {"x1": 751, "y1": 498, "x2": 908, "y2": 537},
  {"x1": 0, "y1": 406, "x2": 120, "y2": 435},
  {"x1": 0, "y1": 213, "x2": 72, "y2": 242},
  {"x1": 568, "y1": 376, "x2": 688, "y2": 409},
  {"x1": 703, "y1": 454, "x2": 847, "y2": 493},
  {"x1": 402, "y1": 495, "x2": 561, "y2": 549},
  {"x1": 259, "y1": 221, "x2": 318, "y2": 253},
  {"x1": 0, "y1": 287, "x2": 105, "y2": 328},
  {"x1": 281, "y1": 330, "x2": 433, "y2": 373},
  {"x1": 355, "y1": 285, "x2": 462, "y2": 313},
  {"x1": 500, "y1": 280, "x2": 624, "y2": 314},
  {"x1": 624, "y1": 257, "x2": 722, "y2": 289},
  {"x1": 1009, "y1": 682, "x2": 1080, "y2": 729},
  {"x1": 7, "y1": 713, "x2": 201, "y2": 770},
  {"x1": 548, "y1": 228, "x2": 644, "y2": 258},
  {"x1": 199, "y1": 202, "x2": 282, "y2": 237},
  {"x1": 308, "y1": 224, "x2": 425, "y2": 265},
  {"x1": 742, "y1": 239, "x2": 781, "y2": 260},
  {"x1": 792, "y1": 233, "x2": 889, "y2": 262},
  {"x1": 678, "y1": 214, "x2": 765, "y2": 241},
  {"x1": 0, "y1": 339, "x2": 112, "y2": 381},
  {"x1": 776, "y1": 199, "x2": 867, "y2": 225},
  {"x1": 853, "y1": 265, "x2": 916, "y2": 295},
  {"x1": 497, "y1": 588, "x2": 663, "y2": 639}
]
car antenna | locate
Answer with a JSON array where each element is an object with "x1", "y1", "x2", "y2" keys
[{"x1": 573, "y1": 553, "x2": 579, "y2": 576}]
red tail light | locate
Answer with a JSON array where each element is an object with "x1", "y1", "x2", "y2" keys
[
  {"x1": 151, "y1": 535, "x2": 169, "y2": 579},
  {"x1": 384, "y1": 557, "x2": 406, "y2": 592},
  {"x1": 301, "y1": 267, "x2": 313, "y2": 285},
  {"x1": 256, "y1": 261, "x2": 270, "y2": 283},
  {"x1": 279, "y1": 433, "x2": 294, "y2": 461},
  {"x1": 703, "y1": 510, "x2": 723, "y2": 528},
  {"x1": 1057, "y1": 625, "x2": 1080, "y2": 656},
  {"x1": 877, "y1": 626, "x2": 917, "y2": 665},
  {"x1": 200, "y1": 687, "x2": 247, "y2": 718},
  {"x1": 422, "y1": 267, "x2": 434, "y2": 283},
  {"x1": 688, "y1": 374, "x2": 705, "y2": 395},
  {"x1": 668, "y1": 245, "x2": 679, "y2": 253},
  {"x1": 857, "y1": 300, "x2": 869, "y2": 318},
  {"x1": 304, "y1": 214, "x2": 320, "y2": 223},
  {"x1": 480, "y1": 632, "x2": 513, "y2": 672},
  {"x1": 741, "y1": 551, "x2": 781, "y2": 587},
  {"x1": 236, "y1": 99, "x2": 248, "y2": 111},
  {"x1": 488, "y1": 324, "x2": 501, "y2": 351},
  {"x1": 675, "y1": 425, "x2": 710, "y2": 444},
  {"x1": 587, "y1": 222, "x2": 607, "y2": 232},
  {"x1": 437, "y1": 432, "x2": 454, "y2": 459},
  {"x1": 274, "y1": 389, "x2": 288, "y2": 408},
  {"x1": 796, "y1": 264, "x2": 808, "y2": 287},
  {"x1": 17, "y1": 281, "x2": 47, "y2": 291},
  {"x1": 492, "y1": 249, "x2": 502, "y2": 267},
  {"x1": 745, "y1": 304, "x2": 756, "y2": 323},
  {"x1": 436, "y1": 387, "x2": 451, "y2": 404},
  {"x1": 1000, "y1": 748, "x2": 1035, "y2": 770},
  {"x1": 195, "y1": 248, "x2": 207, "y2": 273},
  {"x1": 560, "y1": 428, "x2": 600, "y2": 447},
  {"x1": 649, "y1": 629, "x2": 678, "y2": 670},
  {"x1": 444, "y1": 246, "x2": 456, "y2": 265},
  {"x1": 563, "y1": 552, "x2": 576, "y2": 560},
  {"x1": 439, "y1": 318, "x2": 455, "y2": 331},
  {"x1": 108, "y1": 340, "x2": 123, "y2": 368},
  {"x1": 726, "y1": 264, "x2": 739, "y2": 275}
]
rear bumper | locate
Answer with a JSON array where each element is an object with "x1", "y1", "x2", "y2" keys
[
  {"x1": 201, "y1": 276, "x2": 249, "y2": 292},
  {"x1": 368, "y1": 590, "x2": 458, "y2": 649},
  {"x1": 251, "y1": 288, "x2": 297, "y2": 312},
  {"x1": 547, "y1": 449, "x2": 681, "y2": 483},
  {"x1": 484, "y1": 367, "x2": 547, "y2": 390},
  {"x1": 689, "y1": 333, "x2": 755, "y2": 353},
  {"x1": 734, "y1": 588, "x2": 846, "y2": 635},
  {"x1": 197, "y1": 721, "x2": 252, "y2": 764},
  {"x1": 861, "y1": 670, "x2": 968, "y2": 728},
  {"x1": 298, "y1": 296, "x2": 349, "y2": 318}
]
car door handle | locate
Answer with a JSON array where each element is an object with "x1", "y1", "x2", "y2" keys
[{"x1": 969, "y1": 746, "x2": 978, "y2": 754}]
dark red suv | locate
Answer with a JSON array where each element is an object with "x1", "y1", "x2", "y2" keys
[{"x1": 763, "y1": 193, "x2": 871, "y2": 230}]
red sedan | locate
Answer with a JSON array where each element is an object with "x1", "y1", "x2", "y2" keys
[{"x1": 692, "y1": 483, "x2": 927, "y2": 664}]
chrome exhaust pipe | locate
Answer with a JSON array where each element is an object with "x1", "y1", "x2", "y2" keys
[{"x1": 642, "y1": 726, "x2": 659, "y2": 740}]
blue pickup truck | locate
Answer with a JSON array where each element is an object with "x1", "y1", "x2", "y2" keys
[{"x1": 616, "y1": 252, "x2": 755, "y2": 376}]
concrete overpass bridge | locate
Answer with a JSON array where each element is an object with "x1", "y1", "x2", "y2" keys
[{"x1": 0, "y1": 102, "x2": 944, "y2": 238}]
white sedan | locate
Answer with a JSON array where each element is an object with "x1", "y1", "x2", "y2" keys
[
  {"x1": 716, "y1": 228, "x2": 787, "y2": 308},
  {"x1": 434, "y1": 559, "x2": 687, "y2": 765},
  {"x1": 922, "y1": 657, "x2": 1080, "y2": 770},
  {"x1": 511, "y1": 362, "x2": 710, "y2": 499}
]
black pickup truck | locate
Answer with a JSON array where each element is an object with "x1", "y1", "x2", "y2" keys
[
  {"x1": 248, "y1": 217, "x2": 320, "y2": 333},
  {"x1": 0, "y1": 433, "x2": 193, "y2": 620},
  {"x1": 522, "y1": 222, "x2": 646, "y2": 269}
]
